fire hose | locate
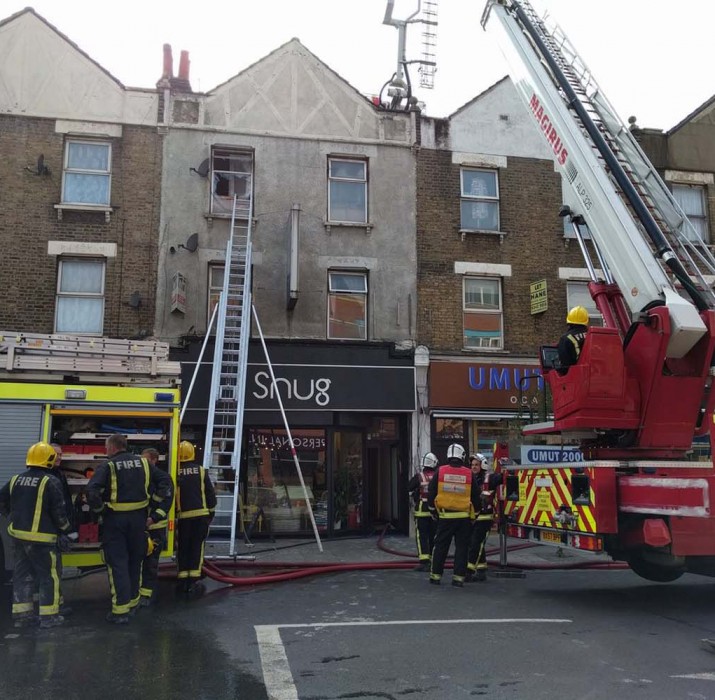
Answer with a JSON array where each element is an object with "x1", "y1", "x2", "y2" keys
[{"x1": 157, "y1": 525, "x2": 627, "y2": 587}]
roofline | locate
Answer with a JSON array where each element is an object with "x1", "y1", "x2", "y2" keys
[
  {"x1": 446, "y1": 75, "x2": 511, "y2": 119},
  {"x1": 667, "y1": 93, "x2": 715, "y2": 136},
  {"x1": 0, "y1": 7, "x2": 126, "y2": 90},
  {"x1": 206, "y1": 37, "x2": 378, "y2": 111}
]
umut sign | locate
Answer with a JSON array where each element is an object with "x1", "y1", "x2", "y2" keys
[{"x1": 429, "y1": 362, "x2": 543, "y2": 410}]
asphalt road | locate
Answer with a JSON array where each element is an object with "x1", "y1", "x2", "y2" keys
[{"x1": 3, "y1": 543, "x2": 715, "y2": 700}]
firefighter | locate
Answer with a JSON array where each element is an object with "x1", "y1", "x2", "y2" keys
[
  {"x1": 176, "y1": 440, "x2": 216, "y2": 600},
  {"x1": 557, "y1": 306, "x2": 589, "y2": 373},
  {"x1": 427, "y1": 444, "x2": 480, "y2": 587},
  {"x1": 87, "y1": 434, "x2": 173, "y2": 624},
  {"x1": 138, "y1": 447, "x2": 173, "y2": 607},
  {"x1": 466, "y1": 453, "x2": 502, "y2": 582},
  {"x1": 407, "y1": 452, "x2": 439, "y2": 572},
  {"x1": 50, "y1": 443, "x2": 75, "y2": 615},
  {"x1": 0, "y1": 442, "x2": 75, "y2": 629}
]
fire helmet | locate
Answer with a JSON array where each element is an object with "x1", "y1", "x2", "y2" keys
[
  {"x1": 470, "y1": 453, "x2": 488, "y2": 469},
  {"x1": 421, "y1": 452, "x2": 438, "y2": 470},
  {"x1": 566, "y1": 305, "x2": 589, "y2": 326},
  {"x1": 446, "y1": 443, "x2": 466, "y2": 463},
  {"x1": 26, "y1": 442, "x2": 57, "y2": 469},
  {"x1": 179, "y1": 440, "x2": 195, "y2": 462}
]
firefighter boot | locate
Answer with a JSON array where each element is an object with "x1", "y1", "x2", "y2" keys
[
  {"x1": 106, "y1": 612, "x2": 130, "y2": 625},
  {"x1": 13, "y1": 613, "x2": 39, "y2": 629},
  {"x1": 186, "y1": 581, "x2": 206, "y2": 601},
  {"x1": 475, "y1": 569, "x2": 487, "y2": 582},
  {"x1": 413, "y1": 560, "x2": 430, "y2": 572},
  {"x1": 39, "y1": 615, "x2": 65, "y2": 629}
]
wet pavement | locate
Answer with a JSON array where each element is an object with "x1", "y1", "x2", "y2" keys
[{"x1": 3, "y1": 534, "x2": 715, "y2": 700}]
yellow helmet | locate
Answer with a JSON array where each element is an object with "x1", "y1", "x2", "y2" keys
[
  {"x1": 26, "y1": 442, "x2": 57, "y2": 469},
  {"x1": 566, "y1": 305, "x2": 589, "y2": 326},
  {"x1": 179, "y1": 440, "x2": 195, "y2": 462}
]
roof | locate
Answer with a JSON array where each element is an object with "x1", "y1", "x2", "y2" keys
[
  {"x1": 446, "y1": 76, "x2": 511, "y2": 119},
  {"x1": 668, "y1": 93, "x2": 715, "y2": 136}
]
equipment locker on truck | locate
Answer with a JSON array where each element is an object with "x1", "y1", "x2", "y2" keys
[
  {"x1": 0, "y1": 332, "x2": 181, "y2": 580},
  {"x1": 482, "y1": 0, "x2": 715, "y2": 581}
]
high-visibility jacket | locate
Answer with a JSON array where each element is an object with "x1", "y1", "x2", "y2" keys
[
  {"x1": 87, "y1": 451, "x2": 173, "y2": 518},
  {"x1": 0, "y1": 467, "x2": 71, "y2": 544},
  {"x1": 407, "y1": 468, "x2": 436, "y2": 516},
  {"x1": 428, "y1": 463, "x2": 476, "y2": 518},
  {"x1": 474, "y1": 470, "x2": 503, "y2": 521},
  {"x1": 177, "y1": 462, "x2": 217, "y2": 519}
]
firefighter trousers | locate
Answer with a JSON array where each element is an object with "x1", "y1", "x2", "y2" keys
[
  {"x1": 415, "y1": 515, "x2": 436, "y2": 562},
  {"x1": 177, "y1": 516, "x2": 210, "y2": 581},
  {"x1": 12, "y1": 540, "x2": 61, "y2": 618},
  {"x1": 140, "y1": 528, "x2": 167, "y2": 601},
  {"x1": 101, "y1": 510, "x2": 147, "y2": 615},
  {"x1": 430, "y1": 517, "x2": 472, "y2": 583},
  {"x1": 468, "y1": 517, "x2": 493, "y2": 572}
]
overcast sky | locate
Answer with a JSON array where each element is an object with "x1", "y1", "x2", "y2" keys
[{"x1": 3, "y1": 0, "x2": 713, "y2": 131}]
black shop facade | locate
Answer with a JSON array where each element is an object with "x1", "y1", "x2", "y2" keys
[{"x1": 176, "y1": 340, "x2": 416, "y2": 537}]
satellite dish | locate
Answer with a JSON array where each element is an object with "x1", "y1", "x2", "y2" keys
[
  {"x1": 190, "y1": 158, "x2": 210, "y2": 177},
  {"x1": 184, "y1": 232, "x2": 199, "y2": 252}
]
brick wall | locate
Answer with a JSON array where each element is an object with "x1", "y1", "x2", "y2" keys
[
  {"x1": 416, "y1": 147, "x2": 599, "y2": 355},
  {"x1": 0, "y1": 115, "x2": 162, "y2": 338}
]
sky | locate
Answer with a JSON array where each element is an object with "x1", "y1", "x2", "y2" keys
[{"x1": 2, "y1": 0, "x2": 713, "y2": 131}]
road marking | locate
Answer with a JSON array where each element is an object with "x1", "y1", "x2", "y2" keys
[
  {"x1": 255, "y1": 618, "x2": 571, "y2": 700},
  {"x1": 672, "y1": 673, "x2": 715, "y2": 681}
]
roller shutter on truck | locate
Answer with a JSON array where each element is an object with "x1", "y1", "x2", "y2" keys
[{"x1": 0, "y1": 404, "x2": 44, "y2": 486}]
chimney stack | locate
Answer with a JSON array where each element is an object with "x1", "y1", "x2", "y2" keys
[{"x1": 169, "y1": 50, "x2": 192, "y2": 92}]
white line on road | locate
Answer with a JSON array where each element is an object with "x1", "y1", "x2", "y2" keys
[
  {"x1": 671, "y1": 673, "x2": 715, "y2": 681},
  {"x1": 255, "y1": 618, "x2": 571, "y2": 700}
]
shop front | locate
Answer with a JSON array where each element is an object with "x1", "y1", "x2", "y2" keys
[
  {"x1": 177, "y1": 340, "x2": 415, "y2": 537},
  {"x1": 428, "y1": 359, "x2": 544, "y2": 464}
]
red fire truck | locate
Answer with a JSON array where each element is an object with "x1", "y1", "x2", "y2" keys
[{"x1": 482, "y1": 0, "x2": 715, "y2": 581}]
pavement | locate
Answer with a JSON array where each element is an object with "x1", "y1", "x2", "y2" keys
[{"x1": 203, "y1": 529, "x2": 612, "y2": 571}]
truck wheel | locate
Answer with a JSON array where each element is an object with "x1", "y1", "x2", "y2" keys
[{"x1": 627, "y1": 554, "x2": 685, "y2": 582}]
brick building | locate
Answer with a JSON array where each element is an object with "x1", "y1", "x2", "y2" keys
[
  {"x1": 0, "y1": 9, "x2": 161, "y2": 338},
  {"x1": 416, "y1": 78, "x2": 604, "y2": 462}
]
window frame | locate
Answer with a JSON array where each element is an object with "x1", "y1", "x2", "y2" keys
[
  {"x1": 460, "y1": 168, "x2": 500, "y2": 233},
  {"x1": 462, "y1": 276, "x2": 503, "y2": 350},
  {"x1": 672, "y1": 182, "x2": 710, "y2": 244},
  {"x1": 54, "y1": 257, "x2": 106, "y2": 336},
  {"x1": 327, "y1": 270, "x2": 369, "y2": 341},
  {"x1": 61, "y1": 139, "x2": 112, "y2": 208},
  {"x1": 209, "y1": 147, "x2": 254, "y2": 217},
  {"x1": 207, "y1": 263, "x2": 225, "y2": 322},
  {"x1": 566, "y1": 280, "x2": 603, "y2": 327},
  {"x1": 327, "y1": 157, "x2": 368, "y2": 225}
]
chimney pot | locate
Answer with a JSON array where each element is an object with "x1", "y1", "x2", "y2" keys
[{"x1": 162, "y1": 43, "x2": 174, "y2": 79}]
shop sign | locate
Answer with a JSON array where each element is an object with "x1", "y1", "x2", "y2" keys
[
  {"x1": 429, "y1": 361, "x2": 543, "y2": 410},
  {"x1": 246, "y1": 364, "x2": 415, "y2": 412},
  {"x1": 530, "y1": 279, "x2": 548, "y2": 315},
  {"x1": 520, "y1": 445, "x2": 584, "y2": 464}
]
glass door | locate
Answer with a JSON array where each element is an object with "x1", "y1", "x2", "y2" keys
[{"x1": 331, "y1": 430, "x2": 363, "y2": 533}]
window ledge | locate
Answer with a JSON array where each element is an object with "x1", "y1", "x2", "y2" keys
[
  {"x1": 55, "y1": 204, "x2": 113, "y2": 222},
  {"x1": 461, "y1": 347, "x2": 510, "y2": 355},
  {"x1": 324, "y1": 221, "x2": 373, "y2": 235},
  {"x1": 204, "y1": 213, "x2": 255, "y2": 229},
  {"x1": 459, "y1": 229, "x2": 506, "y2": 244}
]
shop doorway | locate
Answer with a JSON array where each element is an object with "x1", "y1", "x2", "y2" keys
[
  {"x1": 367, "y1": 445, "x2": 400, "y2": 530},
  {"x1": 331, "y1": 430, "x2": 364, "y2": 534}
]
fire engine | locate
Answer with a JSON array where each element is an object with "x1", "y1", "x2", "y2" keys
[
  {"x1": 0, "y1": 332, "x2": 181, "y2": 579},
  {"x1": 482, "y1": 0, "x2": 715, "y2": 581}
]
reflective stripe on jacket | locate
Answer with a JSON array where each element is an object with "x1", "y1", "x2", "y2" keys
[
  {"x1": 433, "y1": 464, "x2": 472, "y2": 516},
  {"x1": 87, "y1": 451, "x2": 153, "y2": 514},
  {"x1": 177, "y1": 463, "x2": 217, "y2": 519},
  {"x1": 3, "y1": 467, "x2": 71, "y2": 544}
]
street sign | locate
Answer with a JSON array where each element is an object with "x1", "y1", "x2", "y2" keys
[{"x1": 530, "y1": 279, "x2": 548, "y2": 314}]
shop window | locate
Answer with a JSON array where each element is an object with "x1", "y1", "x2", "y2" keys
[
  {"x1": 55, "y1": 258, "x2": 105, "y2": 335},
  {"x1": 328, "y1": 271, "x2": 368, "y2": 340},
  {"x1": 211, "y1": 148, "x2": 253, "y2": 216},
  {"x1": 672, "y1": 183, "x2": 709, "y2": 243},
  {"x1": 245, "y1": 428, "x2": 328, "y2": 535},
  {"x1": 463, "y1": 277, "x2": 503, "y2": 349},
  {"x1": 460, "y1": 168, "x2": 499, "y2": 232},
  {"x1": 61, "y1": 140, "x2": 111, "y2": 206},
  {"x1": 328, "y1": 157, "x2": 367, "y2": 224},
  {"x1": 566, "y1": 281, "x2": 603, "y2": 327}
]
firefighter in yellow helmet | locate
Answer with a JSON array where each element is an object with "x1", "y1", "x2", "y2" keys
[
  {"x1": 0, "y1": 442, "x2": 75, "y2": 629},
  {"x1": 176, "y1": 440, "x2": 216, "y2": 599},
  {"x1": 557, "y1": 306, "x2": 589, "y2": 374}
]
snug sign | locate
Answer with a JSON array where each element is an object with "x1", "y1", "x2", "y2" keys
[{"x1": 530, "y1": 279, "x2": 548, "y2": 315}]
